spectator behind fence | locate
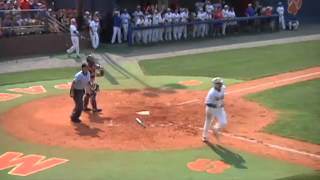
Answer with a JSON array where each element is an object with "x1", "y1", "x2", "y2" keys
[
  {"x1": 245, "y1": 3, "x2": 256, "y2": 17},
  {"x1": 20, "y1": 0, "x2": 31, "y2": 10},
  {"x1": 213, "y1": 6, "x2": 224, "y2": 37},
  {"x1": 120, "y1": 9, "x2": 131, "y2": 42}
]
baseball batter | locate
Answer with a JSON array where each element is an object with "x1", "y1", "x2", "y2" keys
[{"x1": 202, "y1": 77, "x2": 227, "y2": 143}]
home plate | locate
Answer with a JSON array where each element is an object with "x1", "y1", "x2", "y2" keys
[{"x1": 136, "y1": 111, "x2": 150, "y2": 116}]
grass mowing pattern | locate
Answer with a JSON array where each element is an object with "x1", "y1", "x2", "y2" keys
[
  {"x1": 139, "y1": 41, "x2": 320, "y2": 80},
  {"x1": 0, "y1": 67, "x2": 79, "y2": 86},
  {"x1": 247, "y1": 79, "x2": 320, "y2": 144}
]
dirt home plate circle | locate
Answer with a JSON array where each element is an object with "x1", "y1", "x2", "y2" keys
[{"x1": 0, "y1": 88, "x2": 274, "y2": 151}]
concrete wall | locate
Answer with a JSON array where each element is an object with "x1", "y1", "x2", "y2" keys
[{"x1": 0, "y1": 33, "x2": 90, "y2": 58}]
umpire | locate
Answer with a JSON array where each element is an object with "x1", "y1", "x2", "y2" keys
[{"x1": 70, "y1": 63, "x2": 90, "y2": 123}]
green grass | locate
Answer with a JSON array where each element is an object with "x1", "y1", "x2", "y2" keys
[
  {"x1": 0, "y1": 67, "x2": 79, "y2": 86},
  {"x1": 247, "y1": 79, "x2": 320, "y2": 144},
  {"x1": 139, "y1": 41, "x2": 320, "y2": 80}
]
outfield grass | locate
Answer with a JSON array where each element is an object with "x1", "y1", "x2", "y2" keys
[
  {"x1": 247, "y1": 79, "x2": 320, "y2": 144},
  {"x1": 139, "y1": 41, "x2": 320, "y2": 80},
  {"x1": 0, "y1": 67, "x2": 79, "y2": 86}
]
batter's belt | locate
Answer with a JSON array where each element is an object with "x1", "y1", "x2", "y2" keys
[{"x1": 206, "y1": 104, "x2": 224, "y2": 108}]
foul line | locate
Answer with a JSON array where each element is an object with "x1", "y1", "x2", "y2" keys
[
  {"x1": 199, "y1": 128, "x2": 320, "y2": 159},
  {"x1": 221, "y1": 133, "x2": 320, "y2": 160},
  {"x1": 176, "y1": 99, "x2": 200, "y2": 106},
  {"x1": 227, "y1": 71, "x2": 320, "y2": 95}
]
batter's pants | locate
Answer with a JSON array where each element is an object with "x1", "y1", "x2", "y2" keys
[{"x1": 202, "y1": 106, "x2": 227, "y2": 139}]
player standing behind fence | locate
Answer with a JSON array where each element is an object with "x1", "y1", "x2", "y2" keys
[
  {"x1": 121, "y1": 9, "x2": 131, "y2": 42},
  {"x1": 164, "y1": 8, "x2": 173, "y2": 41},
  {"x1": 172, "y1": 9, "x2": 180, "y2": 40},
  {"x1": 202, "y1": 77, "x2": 227, "y2": 143},
  {"x1": 111, "y1": 10, "x2": 122, "y2": 44},
  {"x1": 67, "y1": 18, "x2": 80, "y2": 58},
  {"x1": 179, "y1": 8, "x2": 188, "y2": 40},
  {"x1": 152, "y1": 9, "x2": 161, "y2": 42},
  {"x1": 276, "y1": 2, "x2": 286, "y2": 30},
  {"x1": 89, "y1": 15, "x2": 100, "y2": 49}
]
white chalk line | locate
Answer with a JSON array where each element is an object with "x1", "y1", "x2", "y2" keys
[
  {"x1": 227, "y1": 71, "x2": 320, "y2": 95},
  {"x1": 221, "y1": 133, "x2": 320, "y2": 160},
  {"x1": 175, "y1": 70, "x2": 320, "y2": 106},
  {"x1": 198, "y1": 128, "x2": 320, "y2": 159},
  {"x1": 176, "y1": 99, "x2": 200, "y2": 106}
]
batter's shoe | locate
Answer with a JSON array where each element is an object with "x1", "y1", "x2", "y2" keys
[
  {"x1": 83, "y1": 108, "x2": 92, "y2": 112},
  {"x1": 213, "y1": 129, "x2": 220, "y2": 142},
  {"x1": 71, "y1": 118, "x2": 81, "y2": 123},
  {"x1": 202, "y1": 137, "x2": 209, "y2": 143},
  {"x1": 92, "y1": 108, "x2": 102, "y2": 113}
]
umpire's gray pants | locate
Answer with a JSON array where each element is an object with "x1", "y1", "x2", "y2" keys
[{"x1": 71, "y1": 89, "x2": 85, "y2": 120}]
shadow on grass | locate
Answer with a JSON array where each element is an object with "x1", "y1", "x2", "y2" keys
[{"x1": 205, "y1": 142, "x2": 247, "y2": 169}]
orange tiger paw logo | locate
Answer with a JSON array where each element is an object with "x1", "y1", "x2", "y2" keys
[
  {"x1": 0, "y1": 93, "x2": 22, "y2": 102},
  {"x1": 187, "y1": 159, "x2": 231, "y2": 174},
  {"x1": 8, "y1": 86, "x2": 46, "y2": 95},
  {"x1": 288, "y1": 0, "x2": 303, "y2": 15}
]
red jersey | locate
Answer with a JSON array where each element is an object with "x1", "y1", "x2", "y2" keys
[{"x1": 20, "y1": 0, "x2": 31, "y2": 9}]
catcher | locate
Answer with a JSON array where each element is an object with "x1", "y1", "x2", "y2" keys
[{"x1": 83, "y1": 75, "x2": 102, "y2": 112}]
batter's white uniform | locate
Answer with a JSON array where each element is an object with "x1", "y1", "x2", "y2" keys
[
  {"x1": 277, "y1": 5, "x2": 286, "y2": 30},
  {"x1": 67, "y1": 24, "x2": 80, "y2": 56},
  {"x1": 202, "y1": 85, "x2": 227, "y2": 140},
  {"x1": 89, "y1": 20, "x2": 100, "y2": 49}
]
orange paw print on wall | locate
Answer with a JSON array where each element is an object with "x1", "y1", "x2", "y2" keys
[{"x1": 187, "y1": 159, "x2": 231, "y2": 174}]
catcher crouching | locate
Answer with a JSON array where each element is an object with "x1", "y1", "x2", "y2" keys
[{"x1": 83, "y1": 74, "x2": 102, "y2": 113}]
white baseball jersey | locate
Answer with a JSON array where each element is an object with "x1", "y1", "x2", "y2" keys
[
  {"x1": 205, "y1": 86, "x2": 226, "y2": 108},
  {"x1": 133, "y1": 10, "x2": 144, "y2": 19},
  {"x1": 206, "y1": 4, "x2": 214, "y2": 13},
  {"x1": 172, "y1": 12, "x2": 181, "y2": 23},
  {"x1": 223, "y1": 9, "x2": 230, "y2": 18},
  {"x1": 89, "y1": 20, "x2": 99, "y2": 33},
  {"x1": 229, "y1": 11, "x2": 236, "y2": 18},
  {"x1": 121, "y1": 13, "x2": 131, "y2": 24},
  {"x1": 135, "y1": 18, "x2": 143, "y2": 26},
  {"x1": 197, "y1": 11, "x2": 207, "y2": 21},
  {"x1": 70, "y1": 24, "x2": 79, "y2": 37},
  {"x1": 153, "y1": 13, "x2": 162, "y2": 25},
  {"x1": 180, "y1": 11, "x2": 188, "y2": 22},
  {"x1": 143, "y1": 17, "x2": 151, "y2": 26},
  {"x1": 277, "y1": 6, "x2": 285, "y2": 16},
  {"x1": 164, "y1": 12, "x2": 173, "y2": 23}
]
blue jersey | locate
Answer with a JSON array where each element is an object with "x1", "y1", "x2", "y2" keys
[{"x1": 113, "y1": 15, "x2": 122, "y2": 27}]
